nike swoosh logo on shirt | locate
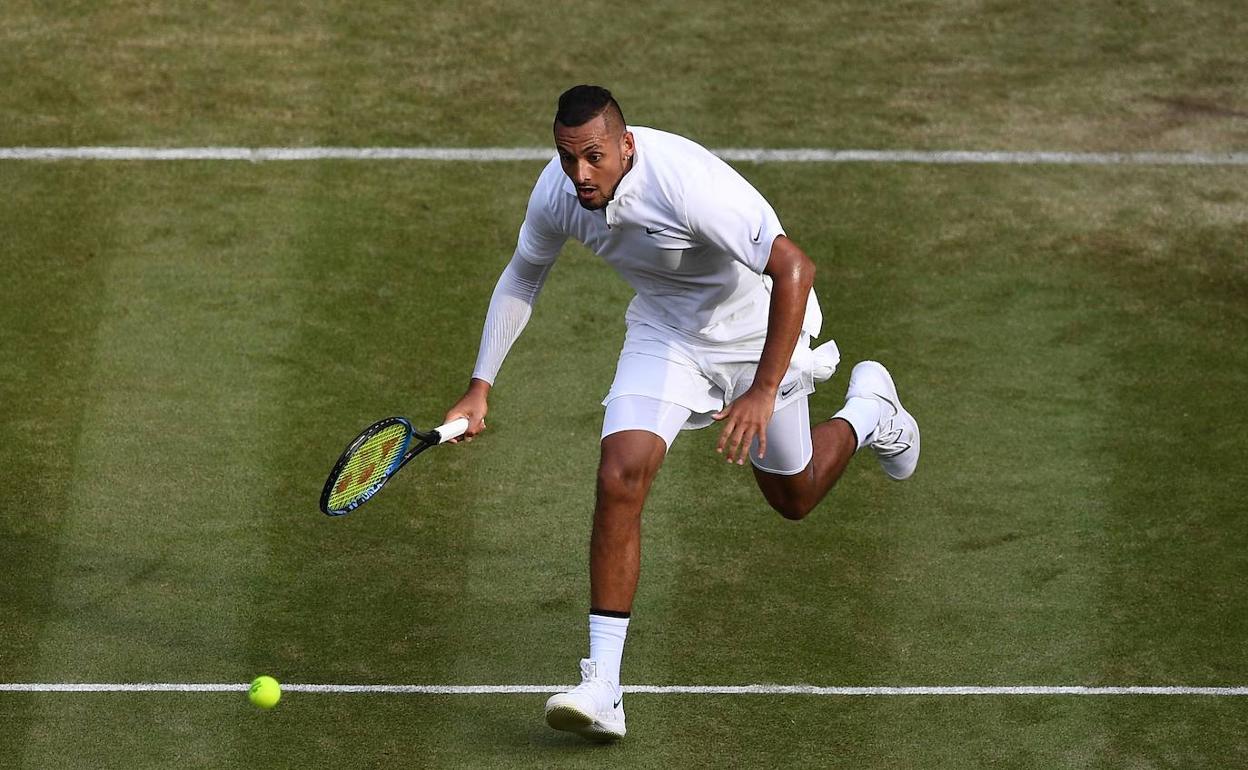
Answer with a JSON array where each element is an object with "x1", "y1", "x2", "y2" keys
[
  {"x1": 780, "y1": 382, "x2": 799, "y2": 398},
  {"x1": 752, "y1": 223, "x2": 763, "y2": 243},
  {"x1": 613, "y1": 696, "x2": 623, "y2": 709},
  {"x1": 645, "y1": 226, "x2": 670, "y2": 235}
]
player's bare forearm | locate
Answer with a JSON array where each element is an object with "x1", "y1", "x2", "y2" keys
[{"x1": 755, "y1": 236, "x2": 815, "y2": 393}]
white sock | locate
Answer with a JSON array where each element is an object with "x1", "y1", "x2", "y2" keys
[
  {"x1": 832, "y1": 397, "x2": 881, "y2": 450},
  {"x1": 588, "y1": 612, "x2": 630, "y2": 685}
]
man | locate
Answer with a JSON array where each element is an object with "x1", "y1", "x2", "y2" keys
[{"x1": 443, "y1": 85, "x2": 919, "y2": 742}]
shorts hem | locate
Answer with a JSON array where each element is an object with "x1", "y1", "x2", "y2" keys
[
  {"x1": 601, "y1": 424, "x2": 677, "y2": 452},
  {"x1": 749, "y1": 458, "x2": 811, "y2": 476}
]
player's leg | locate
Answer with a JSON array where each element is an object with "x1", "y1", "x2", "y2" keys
[
  {"x1": 590, "y1": 428, "x2": 666, "y2": 612},
  {"x1": 545, "y1": 395, "x2": 690, "y2": 742},
  {"x1": 750, "y1": 395, "x2": 857, "y2": 520},
  {"x1": 752, "y1": 361, "x2": 919, "y2": 519}
]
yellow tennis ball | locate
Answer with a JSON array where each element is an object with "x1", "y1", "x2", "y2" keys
[{"x1": 248, "y1": 676, "x2": 281, "y2": 709}]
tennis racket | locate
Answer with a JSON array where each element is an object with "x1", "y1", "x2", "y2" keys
[{"x1": 320, "y1": 416, "x2": 469, "y2": 516}]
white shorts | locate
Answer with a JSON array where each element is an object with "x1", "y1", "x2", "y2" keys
[
  {"x1": 599, "y1": 321, "x2": 838, "y2": 475},
  {"x1": 602, "y1": 393, "x2": 813, "y2": 475},
  {"x1": 601, "y1": 321, "x2": 837, "y2": 429}
]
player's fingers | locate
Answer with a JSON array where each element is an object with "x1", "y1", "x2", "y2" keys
[
  {"x1": 728, "y1": 424, "x2": 748, "y2": 464},
  {"x1": 726, "y1": 421, "x2": 750, "y2": 464},
  {"x1": 715, "y1": 405, "x2": 736, "y2": 452},
  {"x1": 716, "y1": 418, "x2": 734, "y2": 454},
  {"x1": 463, "y1": 417, "x2": 486, "y2": 442},
  {"x1": 738, "y1": 415, "x2": 769, "y2": 464},
  {"x1": 446, "y1": 411, "x2": 486, "y2": 444}
]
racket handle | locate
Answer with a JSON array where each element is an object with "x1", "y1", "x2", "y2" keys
[{"x1": 433, "y1": 417, "x2": 470, "y2": 443}]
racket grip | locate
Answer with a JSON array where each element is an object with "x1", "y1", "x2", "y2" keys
[{"x1": 434, "y1": 417, "x2": 470, "y2": 443}]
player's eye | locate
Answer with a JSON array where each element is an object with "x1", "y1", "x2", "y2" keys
[{"x1": 588, "y1": 153, "x2": 602, "y2": 163}]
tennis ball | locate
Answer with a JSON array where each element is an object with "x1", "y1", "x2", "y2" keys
[{"x1": 248, "y1": 675, "x2": 281, "y2": 709}]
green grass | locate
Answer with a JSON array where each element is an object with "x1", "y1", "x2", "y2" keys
[
  {"x1": 2, "y1": 1, "x2": 1246, "y2": 149},
  {"x1": 7, "y1": 693, "x2": 1247, "y2": 768},
  {"x1": 2, "y1": 1, "x2": 1247, "y2": 767},
  {"x1": 3, "y1": 160, "x2": 1245, "y2": 767}
]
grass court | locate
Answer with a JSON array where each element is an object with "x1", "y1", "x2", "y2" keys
[{"x1": 1, "y1": 1, "x2": 1246, "y2": 766}]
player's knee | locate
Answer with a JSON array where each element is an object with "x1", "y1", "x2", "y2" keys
[
  {"x1": 766, "y1": 491, "x2": 816, "y2": 521},
  {"x1": 596, "y1": 459, "x2": 652, "y2": 505},
  {"x1": 774, "y1": 500, "x2": 815, "y2": 521}
]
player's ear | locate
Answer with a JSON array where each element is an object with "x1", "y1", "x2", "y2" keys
[{"x1": 621, "y1": 131, "x2": 635, "y2": 162}]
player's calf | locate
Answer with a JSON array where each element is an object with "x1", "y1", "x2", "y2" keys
[
  {"x1": 754, "y1": 475, "x2": 819, "y2": 520},
  {"x1": 751, "y1": 416, "x2": 859, "y2": 520}
]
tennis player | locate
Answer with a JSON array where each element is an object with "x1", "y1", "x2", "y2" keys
[{"x1": 443, "y1": 85, "x2": 919, "y2": 741}]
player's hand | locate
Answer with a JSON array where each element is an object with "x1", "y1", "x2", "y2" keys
[
  {"x1": 712, "y1": 384, "x2": 776, "y2": 465},
  {"x1": 444, "y1": 379, "x2": 491, "y2": 443}
]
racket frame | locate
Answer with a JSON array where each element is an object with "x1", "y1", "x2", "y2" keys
[{"x1": 319, "y1": 416, "x2": 465, "y2": 516}]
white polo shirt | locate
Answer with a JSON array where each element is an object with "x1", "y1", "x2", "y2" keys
[{"x1": 515, "y1": 126, "x2": 822, "y2": 346}]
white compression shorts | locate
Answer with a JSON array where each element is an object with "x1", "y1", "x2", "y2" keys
[
  {"x1": 598, "y1": 317, "x2": 838, "y2": 475},
  {"x1": 602, "y1": 392, "x2": 814, "y2": 476}
]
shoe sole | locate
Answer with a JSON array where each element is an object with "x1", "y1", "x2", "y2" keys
[
  {"x1": 545, "y1": 704, "x2": 626, "y2": 742},
  {"x1": 852, "y1": 361, "x2": 920, "y2": 481}
]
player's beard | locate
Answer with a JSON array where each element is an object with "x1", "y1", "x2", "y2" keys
[
  {"x1": 576, "y1": 192, "x2": 607, "y2": 210},
  {"x1": 576, "y1": 178, "x2": 618, "y2": 210}
]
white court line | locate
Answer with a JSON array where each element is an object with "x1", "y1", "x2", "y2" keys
[
  {"x1": 0, "y1": 147, "x2": 1246, "y2": 165},
  {"x1": 2, "y1": 683, "x2": 1247, "y2": 696}
]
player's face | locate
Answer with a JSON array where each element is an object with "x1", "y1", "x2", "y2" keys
[{"x1": 554, "y1": 115, "x2": 635, "y2": 211}]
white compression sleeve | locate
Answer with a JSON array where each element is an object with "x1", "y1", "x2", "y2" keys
[{"x1": 470, "y1": 252, "x2": 554, "y2": 384}]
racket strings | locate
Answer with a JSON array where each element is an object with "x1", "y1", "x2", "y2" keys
[{"x1": 326, "y1": 423, "x2": 410, "y2": 511}]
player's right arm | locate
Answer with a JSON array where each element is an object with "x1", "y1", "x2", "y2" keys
[
  {"x1": 443, "y1": 251, "x2": 555, "y2": 440},
  {"x1": 443, "y1": 160, "x2": 568, "y2": 441}
]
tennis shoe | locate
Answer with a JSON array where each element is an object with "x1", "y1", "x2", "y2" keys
[
  {"x1": 845, "y1": 361, "x2": 920, "y2": 480},
  {"x1": 544, "y1": 659, "x2": 626, "y2": 742}
]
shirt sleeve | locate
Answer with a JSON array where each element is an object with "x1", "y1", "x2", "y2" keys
[
  {"x1": 470, "y1": 164, "x2": 567, "y2": 384},
  {"x1": 514, "y1": 160, "x2": 569, "y2": 265},
  {"x1": 682, "y1": 158, "x2": 784, "y2": 274},
  {"x1": 470, "y1": 251, "x2": 554, "y2": 385}
]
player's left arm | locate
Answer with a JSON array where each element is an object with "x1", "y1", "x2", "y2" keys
[{"x1": 713, "y1": 235, "x2": 815, "y2": 464}]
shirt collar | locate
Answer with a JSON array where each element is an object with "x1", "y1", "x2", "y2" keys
[{"x1": 605, "y1": 130, "x2": 643, "y2": 227}]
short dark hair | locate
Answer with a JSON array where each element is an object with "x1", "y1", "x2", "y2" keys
[{"x1": 554, "y1": 85, "x2": 626, "y2": 133}]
